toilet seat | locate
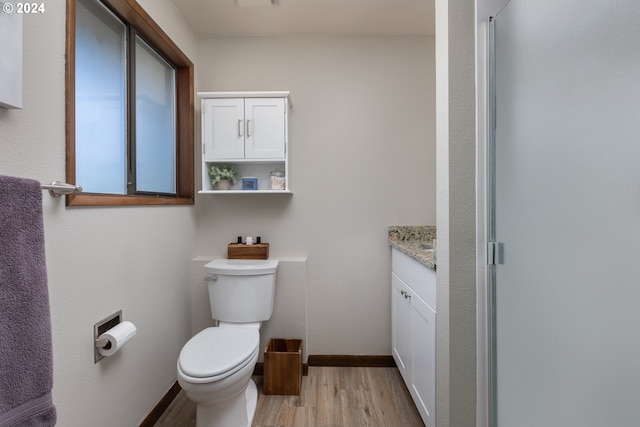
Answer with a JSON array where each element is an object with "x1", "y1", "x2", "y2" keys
[{"x1": 178, "y1": 327, "x2": 259, "y2": 384}]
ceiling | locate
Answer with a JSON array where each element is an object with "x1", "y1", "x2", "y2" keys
[{"x1": 170, "y1": 0, "x2": 435, "y2": 37}]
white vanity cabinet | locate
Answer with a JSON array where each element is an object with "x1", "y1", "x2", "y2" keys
[
  {"x1": 198, "y1": 91, "x2": 291, "y2": 193},
  {"x1": 391, "y1": 248, "x2": 436, "y2": 425}
]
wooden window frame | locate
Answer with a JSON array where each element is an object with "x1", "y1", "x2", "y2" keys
[{"x1": 66, "y1": 0, "x2": 194, "y2": 206}]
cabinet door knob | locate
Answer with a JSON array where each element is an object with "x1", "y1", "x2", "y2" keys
[
  {"x1": 238, "y1": 119, "x2": 243, "y2": 137},
  {"x1": 246, "y1": 119, "x2": 251, "y2": 137}
]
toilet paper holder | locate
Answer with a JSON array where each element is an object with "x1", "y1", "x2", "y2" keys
[
  {"x1": 93, "y1": 310, "x2": 137, "y2": 362},
  {"x1": 93, "y1": 310, "x2": 122, "y2": 363}
]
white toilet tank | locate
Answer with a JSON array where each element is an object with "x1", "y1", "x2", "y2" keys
[{"x1": 204, "y1": 259, "x2": 279, "y2": 323}]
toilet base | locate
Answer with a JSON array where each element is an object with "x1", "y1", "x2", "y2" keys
[
  {"x1": 245, "y1": 379, "x2": 258, "y2": 427},
  {"x1": 194, "y1": 378, "x2": 258, "y2": 427}
]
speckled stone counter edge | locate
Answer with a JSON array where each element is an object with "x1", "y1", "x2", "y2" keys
[{"x1": 388, "y1": 225, "x2": 437, "y2": 271}]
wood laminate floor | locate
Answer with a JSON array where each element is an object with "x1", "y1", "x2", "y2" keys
[{"x1": 153, "y1": 367, "x2": 424, "y2": 427}]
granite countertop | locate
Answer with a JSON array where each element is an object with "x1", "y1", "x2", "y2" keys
[{"x1": 388, "y1": 225, "x2": 436, "y2": 271}]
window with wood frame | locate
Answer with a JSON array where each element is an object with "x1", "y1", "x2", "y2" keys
[{"x1": 66, "y1": 0, "x2": 194, "y2": 206}]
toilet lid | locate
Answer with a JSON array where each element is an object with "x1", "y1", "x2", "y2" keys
[{"x1": 178, "y1": 327, "x2": 259, "y2": 379}]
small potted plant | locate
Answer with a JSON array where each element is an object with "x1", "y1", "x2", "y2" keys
[{"x1": 209, "y1": 164, "x2": 239, "y2": 190}]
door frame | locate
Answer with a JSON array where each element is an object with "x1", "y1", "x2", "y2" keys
[{"x1": 475, "y1": 1, "x2": 512, "y2": 427}]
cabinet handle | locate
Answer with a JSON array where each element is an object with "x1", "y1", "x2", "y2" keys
[
  {"x1": 238, "y1": 120, "x2": 243, "y2": 137},
  {"x1": 400, "y1": 290, "x2": 406, "y2": 296},
  {"x1": 246, "y1": 119, "x2": 251, "y2": 137}
]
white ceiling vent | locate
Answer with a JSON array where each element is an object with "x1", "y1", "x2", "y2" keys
[{"x1": 236, "y1": 0, "x2": 278, "y2": 7}]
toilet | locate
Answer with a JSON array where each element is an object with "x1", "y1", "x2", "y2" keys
[{"x1": 177, "y1": 259, "x2": 279, "y2": 427}]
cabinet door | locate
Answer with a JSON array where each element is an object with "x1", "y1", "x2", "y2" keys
[
  {"x1": 392, "y1": 273, "x2": 412, "y2": 382},
  {"x1": 411, "y1": 294, "x2": 435, "y2": 425},
  {"x1": 203, "y1": 98, "x2": 244, "y2": 160},
  {"x1": 244, "y1": 98, "x2": 285, "y2": 159}
]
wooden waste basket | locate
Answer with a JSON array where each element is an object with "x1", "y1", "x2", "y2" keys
[{"x1": 263, "y1": 338, "x2": 303, "y2": 395}]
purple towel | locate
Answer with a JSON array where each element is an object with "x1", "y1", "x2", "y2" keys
[{"x1": 0, "y1": 175, "x2": 56, "y2": 426}]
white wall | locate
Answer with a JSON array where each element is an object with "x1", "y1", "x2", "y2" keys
[
  {"x1": 0, "y1": 1, "x2": 199, "y2": 426},
  {"x1": 193, "y1": 35, "x2": 436, "y2": 356}
]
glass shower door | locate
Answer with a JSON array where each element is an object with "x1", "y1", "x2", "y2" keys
[{"x1": 489, "y1": 1, "x2": 640, "y2": 425}]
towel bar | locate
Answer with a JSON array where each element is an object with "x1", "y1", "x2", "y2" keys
[{"x1": 41, "y1": 181, "x2": 82, "y2": 197}]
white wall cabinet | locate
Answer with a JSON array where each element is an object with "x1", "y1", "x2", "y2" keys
[
  {"x1": 391, "y1": 248, "x2": 436, "y2": 426},
  {"x1": 198, "y1": 91, "x2": 291, "y2": 193}
]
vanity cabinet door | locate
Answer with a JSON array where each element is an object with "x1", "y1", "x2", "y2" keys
[
  {"x1": 411, "y1": 293, "x2": 435, "y2": 425},
  {"x1": 392, "y1": 272, "x2": 412, "y2": 382}
]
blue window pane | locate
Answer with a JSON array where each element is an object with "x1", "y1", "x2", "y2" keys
[
  {"x1": 135, "y1": 36, "x2": 176, "y2": 194},
  {"x1": 75, "y1": 0, "x2": 127, "y2": 194}
]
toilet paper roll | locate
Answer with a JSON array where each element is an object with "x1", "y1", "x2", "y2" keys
[{"x1": 97, "y1": 321, "x2": 136, "y2": 357}]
